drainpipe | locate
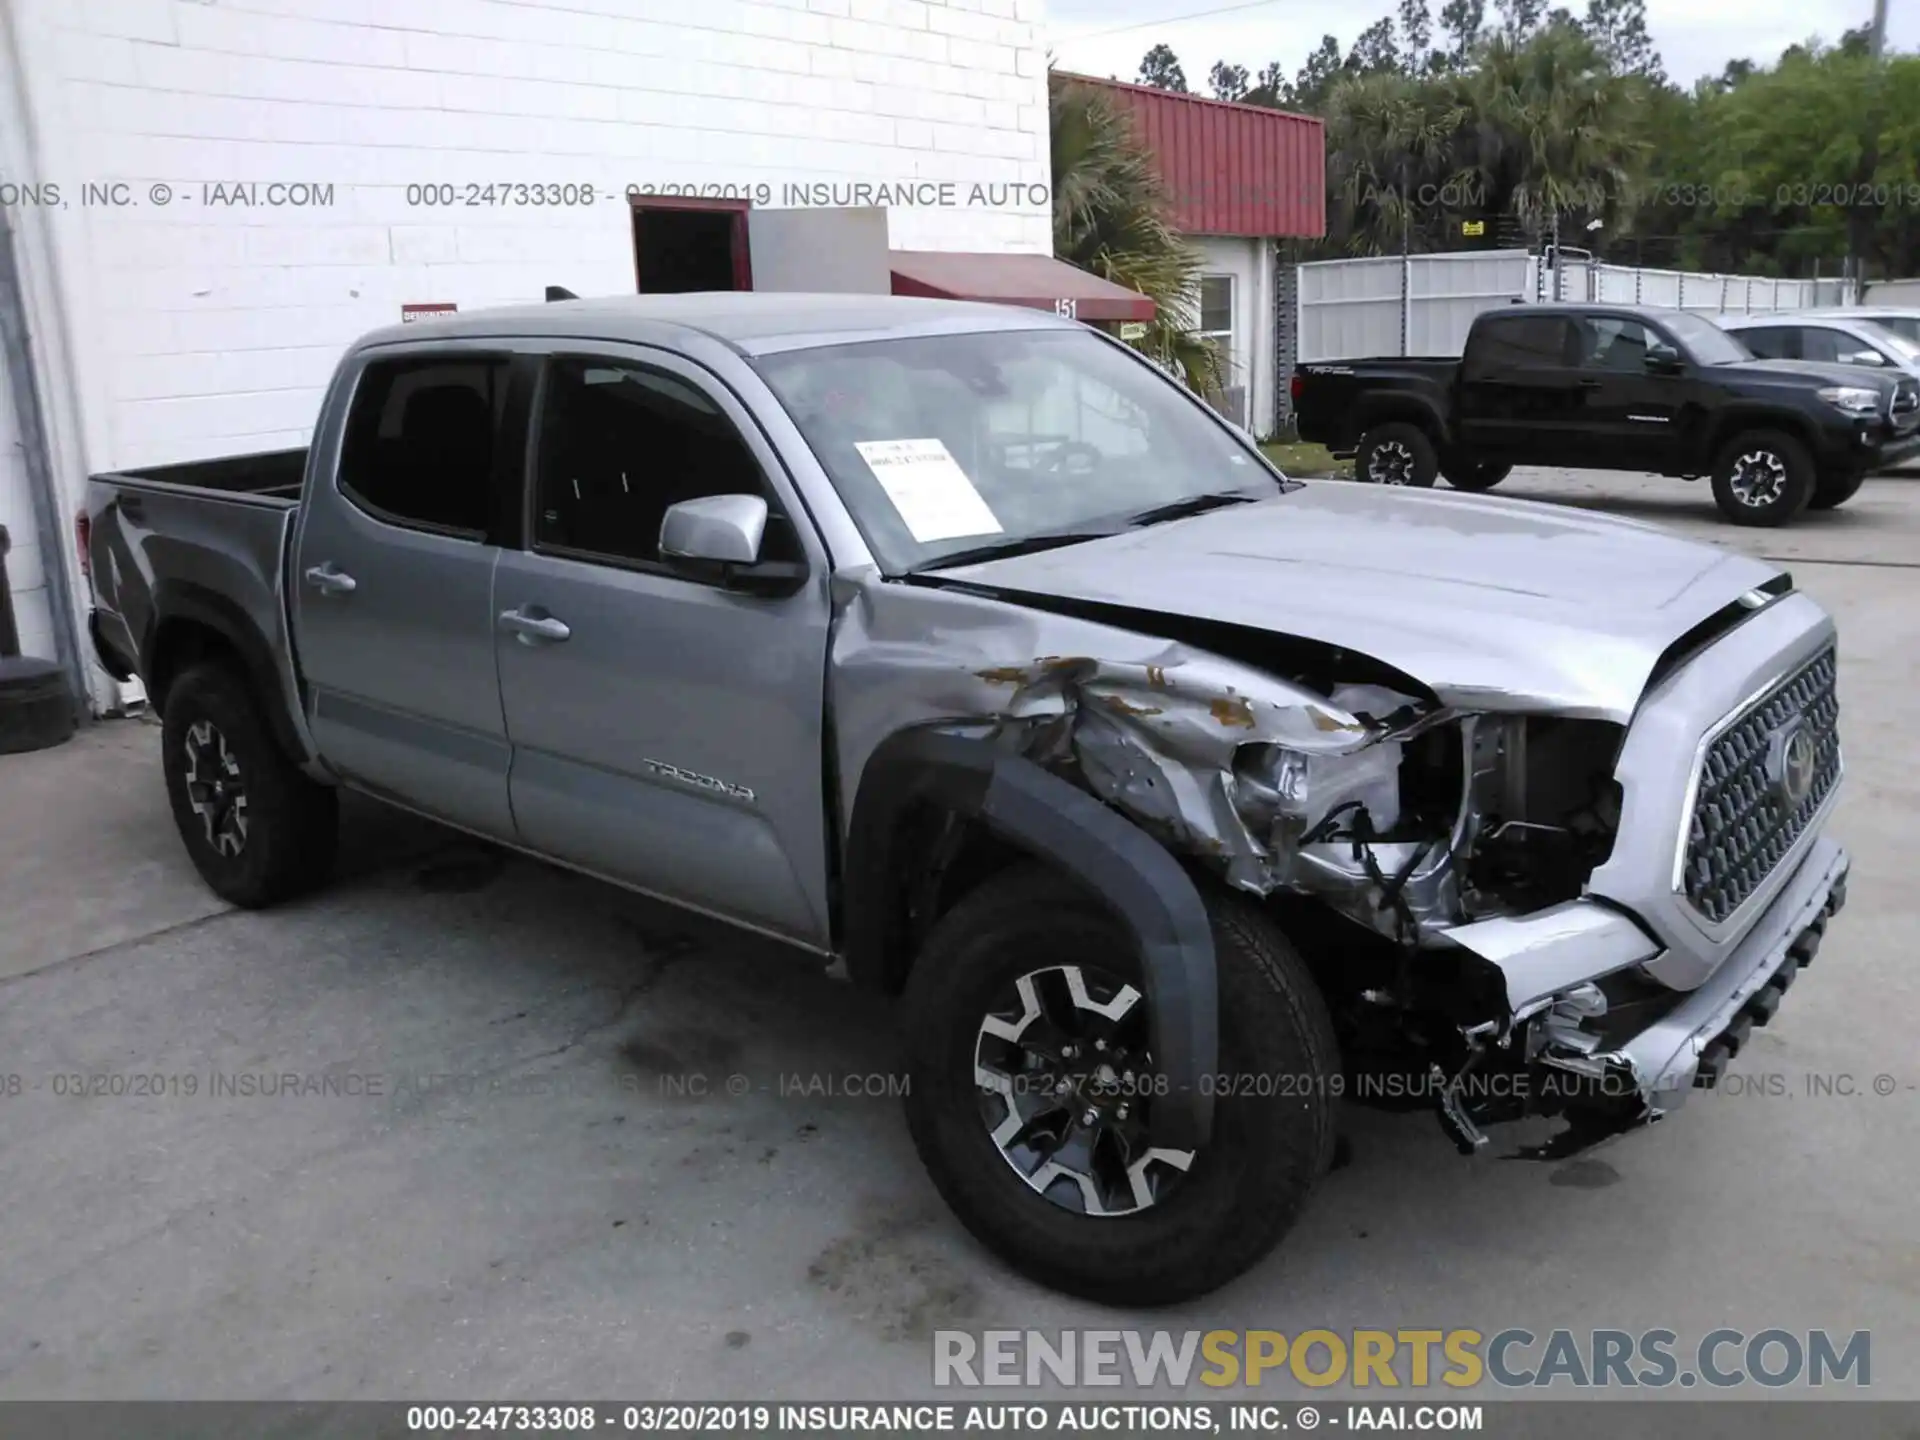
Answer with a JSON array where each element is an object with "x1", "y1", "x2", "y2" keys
[{"x1": 0, "y1": 210, "x2": 86, "y2": 709}]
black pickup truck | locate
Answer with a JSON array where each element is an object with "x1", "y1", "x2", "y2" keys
[{"x1": 1292, "y1": 303, "x2": 1920, "y2": 525}]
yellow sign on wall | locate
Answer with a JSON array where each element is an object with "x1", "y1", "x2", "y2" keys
[{"x1": 1461, "y1": 220, "x2": 1486, "y2": 237}]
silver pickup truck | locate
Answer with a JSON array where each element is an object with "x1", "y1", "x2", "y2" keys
[{"x1": 85, "y1": 293, "x2": 1849, "y2": 1305}]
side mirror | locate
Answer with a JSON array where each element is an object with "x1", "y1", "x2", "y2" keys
[
  {"x1": 1841, "y1": 349, "x2": 1887, "y2": 366},
  {"x1": 1644, "y1": 345, "x2": 1684, "y2": 374},
  {"x1": 660, "y1": 493, "x2": 766, "y2": 564},
  {"x1": 658, "y1": 494, "x2": 806, "y2": 597}
]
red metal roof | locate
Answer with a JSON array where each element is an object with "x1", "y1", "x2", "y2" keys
[
  {"x1": 889, "y1": 250, "x2": 1156, "y2": 322},
  {"x1": 1056, "y1": 73, "x2": 1326, "y2": 240}
]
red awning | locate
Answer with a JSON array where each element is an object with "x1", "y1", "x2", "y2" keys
[{"x1": 889, "y1": 250, "x2": 1156, "y2": 323}]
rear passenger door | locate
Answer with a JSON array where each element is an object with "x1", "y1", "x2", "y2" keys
[
  {"x1": 292, "y1": 348, "x2": 524, "y2": 837},
  {"x1": 491, "y1": 347, "x2": 835, "y2": 947},
  {"x1": 1455, "y1": 313, "x2": 1582, "y2": 462}
]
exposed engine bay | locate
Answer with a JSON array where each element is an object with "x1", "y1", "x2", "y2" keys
[{"x1": 831, "y1": 567, "x2": 1843, "y2": 1163}]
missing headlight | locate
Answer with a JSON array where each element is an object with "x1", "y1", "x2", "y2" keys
[{"x1": 1462, "y1": 715, "x2": 1625, "y2": 918}]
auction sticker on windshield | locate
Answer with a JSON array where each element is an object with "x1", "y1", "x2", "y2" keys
[{"x1": 855, "y1": 438, "x2": 1003, "y2": 543}]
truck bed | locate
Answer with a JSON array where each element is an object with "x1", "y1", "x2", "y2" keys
[
  {"x1": 1292, "y1": 358, "x2": 1459, "y2": 454},
  {"x1": 100, "y1": 447, "x2": 308, "y2": 504},
  {"x1": 86, "y1": 451, "x2": 309, "y2": 752}
]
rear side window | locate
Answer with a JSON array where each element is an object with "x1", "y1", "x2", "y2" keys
[
  {"x1": 338, "y1": 357, "x2": 510, "y2": 536},
  {"x1": 1798, "y1": 328, "x2": 1854, "y2": 363},
  {"x1": 1738, "y1": 327, "x2": 1796, "y2": 360},
  {"x1": 1469, "y1": 316, "x2": 1574, "y2": 372}
]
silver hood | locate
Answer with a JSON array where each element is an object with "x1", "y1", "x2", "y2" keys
[{"x1": 935, "y1": 483, "x2": 1784, "y2": 722}]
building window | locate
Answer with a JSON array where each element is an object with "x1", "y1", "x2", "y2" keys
[{"x1": 1198, "y1": 274, "x2": 1234, "y2": 358}]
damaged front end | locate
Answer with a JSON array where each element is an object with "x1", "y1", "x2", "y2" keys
[{"x1": 832, "y1": 572, "x2": 1708, "y2": 1158}]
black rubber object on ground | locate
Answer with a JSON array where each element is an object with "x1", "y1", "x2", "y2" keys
[{"x1": 0, "y1": 653, "x2": 77, "y2": 754}]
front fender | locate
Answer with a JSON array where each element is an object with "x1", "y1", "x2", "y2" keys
[{"x1": 843, "y1": 727, "x2": 1218, "y2": 1150}]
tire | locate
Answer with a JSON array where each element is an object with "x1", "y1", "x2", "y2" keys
[
  {"x1": 1808, "y1": 470, "x2": 1866, "y2": 511},
  {"x1": 1355, "y1": 422, "x2": 1439, "y2": 487},
  {"x1": 161, "y1": 661, "x2": 338, "y2": 907},
  {"x1": 1710, "y1": 430, "x2": 1815, "y2": 527},
  {"x1": 1440, "y1": 458, "x2": 1511, "y2": 492},
  {"x1": 0, "y1": 655, "x2": 78, "y2": 755},
  {"x1": 900, "y1": 864, "x2": 1339, "y2": 1306}
]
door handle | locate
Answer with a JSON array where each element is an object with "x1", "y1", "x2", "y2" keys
[
  {"x1": 1578, "y1": 378, "x2": 1604, "y2": 389},
  {"x1": 303, "y1": 563, "x2": 357, "y2": 595},
  {"x1": 498, "y1": 607, "x2": 571, "y2": 644}
]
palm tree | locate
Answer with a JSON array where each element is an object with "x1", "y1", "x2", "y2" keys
[
  {"x1": 1323, "y1": 69, "x2": 1473, "y2": 254},
  {"x1": 1049, "y1": 75, "x2": 1226, "y2": 394},
  {"x1": 1457, "y1": 24, "x2": 1648, "y2": 237}
]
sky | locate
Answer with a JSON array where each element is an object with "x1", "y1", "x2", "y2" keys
[{"x1": 1043, "y1": 0, "x2": 1917, "y2": 91}]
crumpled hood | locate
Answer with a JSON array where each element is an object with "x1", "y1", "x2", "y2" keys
[{"x1": 935, "y1": 483, "x2": 1784, "y2": 722}]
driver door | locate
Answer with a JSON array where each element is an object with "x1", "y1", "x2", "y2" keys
[
  {"x1": 1571, "y1": 315, "x2": 1682, "y2": 470},
  {"x1": 491, "y1": 345, "x2": 835, "y2": 947}
]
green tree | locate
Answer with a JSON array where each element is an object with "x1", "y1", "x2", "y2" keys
[
  {"x1": 1209, "y1": 61, "x2": 1250, "y2": 101},
  {"x1": 1323, "y1": 70, "x2": 1475, "y2": 252},
  {"x1": 1049, "y1": 76, "x2": 1225, "y2": 391},
  {"x1": 1243, "y1": 61, "x2": 1287, "y2": 107},
  {"x1": 1494, "y1": 0, "x2": 1548, "y2": 36},
  {"x1": 1685, "y1": 43, "x2": 1920, "y2": 278},
  {"x1": 1399, "y1": 0, "x2": 1436, "y2": 67},
  {"x1": 1137, "y1": 43, "x2": 1189, "y2": 92},
  {"x1": 1437, "y1": 0, "x2": 1487, "y2": 65},
  {"x1": 1455, "y1": 21, "x2": 1648, "y2": 235},
  {"x1": 1348, "y1": 18, "x2": 1403, "y2": 75},
  {"x1": 1283, "y1": 35, "x2": 1347, "y2": 110},
  {"x1": 1580, "y1": 0, "x2": 1662, "y2": 79}
]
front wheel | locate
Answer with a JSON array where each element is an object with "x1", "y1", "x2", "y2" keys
[
  {"x1": 900, "y1": 866, "x2": 1339, "y2": 1305},
  {"x1": 1441, "y1": 458, "x2": 1511, "y2": 492},
  {"x1": 1710, "y1": 430, "x2": 1815, "y2": 526},
  {"x1": 1355, "y1": 422, "x2": 1439, "y2": 487},
  {"x1": 1808, "y1": 470, "x2": 1866, "y2": 511},
  {"x1": 161, "y1": 661, "x2": 338, "y2": 907}
]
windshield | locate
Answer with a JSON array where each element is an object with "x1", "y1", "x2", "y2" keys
[
  {"x1": 1662, "y1": 311, "x2": 1753, "y2": 365},
  {"x1": 752, "y1": 328, "x2": 1284, "y2": 574},
  {"x1": 1860, "y1": 318, "x2": 1920, "y2": 359}
]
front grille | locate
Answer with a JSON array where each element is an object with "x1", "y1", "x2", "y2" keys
[{"x1": 1683, "y1": 649, "x2": 1840, "y2": 924}]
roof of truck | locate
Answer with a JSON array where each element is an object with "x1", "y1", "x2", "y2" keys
[
  {"x1": 1475, "y1": 303, "x2": 1714, "y2": 323},
  {"x1": 352, "y1": 291, "x2": 1077, "y2": 357}
]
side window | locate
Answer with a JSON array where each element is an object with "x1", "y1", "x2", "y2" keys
[
  {"x1": 1739, "y1": 327, "x2": 1796, "y2": 360},
  {"x1": 338, "y1": 357, "x2": 508, "y2": 536},
  {"x1": 532, "y1": 357, "x2": 802, "y2": 570},
  {"x1": 1470, "y1": 316, "x2": 1575, "y2": 372},
  {"x1": 1799, "y1": 328, "x2": 1849, "y2": 363},
  {"x1": 1576, "y1": 316, "x2": 1657, "y2": 372}
]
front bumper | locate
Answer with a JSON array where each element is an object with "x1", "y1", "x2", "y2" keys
[
  {"x1": 1866, "y1": 428, "x2": 1920, "y2": 471},
  {"x1": 1441, "y1": 834, "x2": 1849, "y2": 1142}
]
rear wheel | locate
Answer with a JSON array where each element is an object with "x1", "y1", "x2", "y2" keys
[
  {"x1": 1710, "y1": 429, "x2": 1815, "y2": 527},
  {"x1": 161, "y1": 662, "x2": 338, "y2": 907},
  {"x1": 901, "y1": 865, "x2": 1339, "y2": 1305},
  {"x1": 1808, "y1": 470, "x2": 1866, "y2": 511},
  {"x1": 1440, "y1": 458, "x2": 1512, "y2": 492},
  {"x1": 1355, "y1": 422, "x2": 1439, "y2": 488}
]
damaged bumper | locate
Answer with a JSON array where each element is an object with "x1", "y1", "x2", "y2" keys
[{"x1": 1440, "y1": 835, "x2": 1850, "y2": 1148}]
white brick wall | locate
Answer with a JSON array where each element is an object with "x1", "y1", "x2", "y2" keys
[
  {"x1": 7, "y1": 0, "x2": 1052, "y2": 473},
  {"x1": 0, "y1": 348, "x2": 60, "y2": 665}
]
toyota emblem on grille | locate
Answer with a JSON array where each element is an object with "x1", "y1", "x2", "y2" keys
[{"x1": 1768, "y1": 719, "x2": 1819, "y2": 808}]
